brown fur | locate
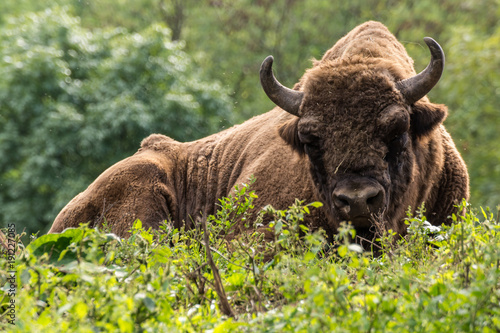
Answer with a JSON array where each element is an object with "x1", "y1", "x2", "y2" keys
[{"x1": 50, "y1": 22, "x2": 468, "y2": 241}]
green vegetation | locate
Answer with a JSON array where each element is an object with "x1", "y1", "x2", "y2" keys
[
  {"x1": 2, "y1": 185, "x2": 500, "y2": 331},
  {"x1": 0, "y1": 1, "x2": 499, "y2": 235},
  {"x1": 0, "y1": 8, "x2": 232, "y2": 234}
]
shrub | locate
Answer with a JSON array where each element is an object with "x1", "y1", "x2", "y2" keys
[
  {"x1": 2, "y1": 189, "x2": 500, "y2": 332},
  {"x1": 0, "y1": 7, "x2": 233, "y2": 236}
]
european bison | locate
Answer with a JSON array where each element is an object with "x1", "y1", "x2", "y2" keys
[{"x1": 49, "y1": 21, "x2": 469, "y2": 243}]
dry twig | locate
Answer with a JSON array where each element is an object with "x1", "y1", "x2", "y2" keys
[{"x1": 200, "y1": 215, "x2": 235, "y2": 317}]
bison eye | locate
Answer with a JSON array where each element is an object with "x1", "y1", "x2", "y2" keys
[
  {"x1": 298, "y1": 132, "x2": 322, "y2": 158},
  {"x1": 385, "y1": 132, "x2": 408, "y2": 162},
  {"x1": 298, "y1": 132, "x2": 319, "y2": 145}
]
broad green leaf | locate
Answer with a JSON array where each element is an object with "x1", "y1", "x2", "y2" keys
[{"x1": 26, "y1": 228, "x2": 85, "y2": 265}]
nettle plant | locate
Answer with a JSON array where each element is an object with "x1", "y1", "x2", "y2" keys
[
  {"x1": 160, "y1": 176, "x2": 329, "y2": 315},
  {"x1": 2, "y1": 182, "x2": 500, "y2": 332}
]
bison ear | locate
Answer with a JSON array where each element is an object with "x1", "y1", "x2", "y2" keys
[
  {"x1": 278, "y1": 117, "x2": 305, "y2": 154},
  {"x1": 410, "y1": 102, "x2": 448, "y2": 137}
]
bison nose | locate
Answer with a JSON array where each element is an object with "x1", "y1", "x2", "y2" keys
[{"x1": 333, "y1": 181, "x2": 385, "y2": 222}]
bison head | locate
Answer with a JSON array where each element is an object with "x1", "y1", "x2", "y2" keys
[{"x1": 261, "y1": 38, "x2": 447, "y2": 238}]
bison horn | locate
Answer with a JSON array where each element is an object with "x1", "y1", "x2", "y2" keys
[
  {"x1": 396, "y1": 37, "x2": 445, "y2": 104},
  {"x1": 260, "y1": 56, "x2": 304, "y2": 116}
]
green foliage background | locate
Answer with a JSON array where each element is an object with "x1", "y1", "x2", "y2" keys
[{"x1": 0, "y1": 0, "x2": 499, "y2": 235}]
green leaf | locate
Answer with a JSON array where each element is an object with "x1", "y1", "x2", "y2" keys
[
  {"x1": 142, "y1": 297, "x2": 156, "y2": 312},
  {"x1": 337, "y1": 245, "x2": 348, "y2": 258},
  {"x1": 304, "y1": 251, "x2": 315, "y2": 261},
  {"x1": 308, "y1": 201, "x2": 324, "y2": 208},
  {"x1": 132, "y1": 220, "x2": 143, "y2": 230},
  {"x1": 214, "y1": 318, "x2": 245, "y2": 333},
  {"x1": 26, "y1": 228, "x2": 85, "y2": 265},
  {"x1": 73, "y1": 302, "x2": 88, "y2": 320}
]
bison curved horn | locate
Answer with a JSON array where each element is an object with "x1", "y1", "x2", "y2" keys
[
  {"x1": 396, "y1": 37, "x2": 445, "y2": 104},
  {"x1": 260, "y1": 56, "x2": 304, "y2": 116}
]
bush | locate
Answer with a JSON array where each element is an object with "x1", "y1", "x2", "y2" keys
[
  {"x1": 2, "y1": 186, "x2": 500, "y2": 332},
  {"x1": 0, "y1": 8, "x2": 233, "y2": 236}
]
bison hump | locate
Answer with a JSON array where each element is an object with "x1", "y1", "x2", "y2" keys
[{"x1": 140, "y1": 134, "x2": 178, "y2": 151}]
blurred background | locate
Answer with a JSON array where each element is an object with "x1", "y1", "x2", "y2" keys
[{"x1": 1, "y1": 0, "x2": 499, "y2": 236}]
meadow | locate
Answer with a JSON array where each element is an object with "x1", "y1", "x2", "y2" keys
[{"x1": 2, "y1": 183, "x2": 499, "y2": 332}]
